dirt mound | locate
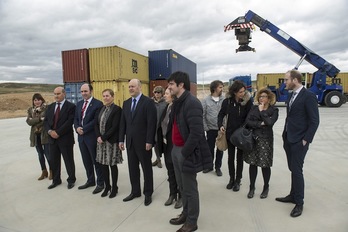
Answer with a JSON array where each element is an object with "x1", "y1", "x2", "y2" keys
[{"x1": 0, "y1": 92, "x2": 53, "y2": 119}]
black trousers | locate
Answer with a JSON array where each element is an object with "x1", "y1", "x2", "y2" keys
[
  {"x1": 283, "y1": 138, "x2": 309, "y2": 205},
  {"x1": 126, "y1": 145, "x2": 153, "y2": 196},
  {"x1": 50, "y1": 142, "x2": 76, "y2": 184},
  {"x1": 227, "y1": 140, "x2": 243, "y2": 182}
]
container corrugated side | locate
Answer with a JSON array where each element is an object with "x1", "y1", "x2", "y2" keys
[
  {"x1": 256, "y1": 73, "x2": 285, "y2": 90},
  {"x1": 64, "y1": 82, "x2": 85, "y2": 104},
  {"x1": 89, "y1": 46, "x2": 149, "y2": 82},
  {"x1": 308, "y1": 72, "x2": 348, "y2": 94},
  {"x1": 92, "y1": 80, "x2": 149, "y2": 107},
  {"x1": 62, "y1": 49, "x2": 90, "y2": 83},
  {"x1": 148, "y1": 49, "x2": 197, "y2": 83}
]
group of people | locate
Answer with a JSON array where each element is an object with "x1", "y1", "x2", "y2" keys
[{"x1": 27, "y1": 70, "x2": 319, "y2": 232}]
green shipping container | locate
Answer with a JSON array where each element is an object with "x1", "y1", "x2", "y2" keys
[{"x1": 89, "y1": 46, "x2": 149, "y2": 82}]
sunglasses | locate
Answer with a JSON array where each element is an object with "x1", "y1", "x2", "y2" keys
[{"x1": 154, "y1": 91, "x2": 161, "y2": 94}]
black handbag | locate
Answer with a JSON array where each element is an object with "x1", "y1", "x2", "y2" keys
[{"x1": 230, "y1": 126, "x2": 255, "y2": 152}]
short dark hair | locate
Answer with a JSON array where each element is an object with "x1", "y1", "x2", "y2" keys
[
  {"x1": 167, "y1": 71, "x2": 190, "y2": 91},
  {"x1": 32, "y1": 93, "x2": 45, "y2": 106},
  {"x1": 102, "y1": 88, "x2": 114, "y2": 97},
  {"x1": 228, "y1": 80, "x2": 246, "y2": 97},
  {"x1": 88, "y1": 83, "x2": 93, "y2": 91},
  {"x1": 210, "y1": 80, "x2": 224, "y2": 94},
  {"x1": 287, "y1": 70, "x2": 302, "y2": 83}
]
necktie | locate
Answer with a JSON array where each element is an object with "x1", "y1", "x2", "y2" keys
[
  {"x1": 131, "y1": 98, "x2": 137, "y2": 118},
  {"x1": 289, "y1": 92, "x2": 297, "y2": 110},
  {"x1": 81, "y1": 100, "x2": 88, "y2": 119},
  {"x1": 53, "y1": 102, "x2": 61, "y2": 129}
]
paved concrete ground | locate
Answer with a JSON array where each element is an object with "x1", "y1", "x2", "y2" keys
[{"x1": 0, "y1": 105, "x2": 348, "y2": 232}]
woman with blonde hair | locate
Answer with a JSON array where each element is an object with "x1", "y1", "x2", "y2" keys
[{"x1": 244, "y1": 88, "x2": 279, "y2": 199}]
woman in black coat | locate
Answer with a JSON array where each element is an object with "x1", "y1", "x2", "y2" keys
[
  {"x1": 218, "y1": 80, "x2": 252, "y2": 192},
  {"x1": 95, "y1": 89, "x2": 122, "y2": 198},
  {"x1": 244, "y1": 88, "x2": 279, "y2": 199}
]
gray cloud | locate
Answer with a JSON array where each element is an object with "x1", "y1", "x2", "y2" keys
[{"x1": 0, "y1": 0, "x2": 347, "y2": 84}]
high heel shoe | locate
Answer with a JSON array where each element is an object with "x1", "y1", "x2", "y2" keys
[
  {"x1": 260, "y1": 187, "x2": 269, "y2": 199},
  {"x1": 164, "y1": 194, "x2": 177, "y2": 206},
  {"x1": 109, "y1": 187, "x2": 118, "y2": 198},
  {"x1": 101, "y1": 186, "x2": 111, "y2": 197},
  {"x1": 247, "y1": 187, "x2": 255, "y2": 199}
]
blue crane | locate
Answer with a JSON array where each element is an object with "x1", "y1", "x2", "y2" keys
[{"x1": 225, "y1": 10, "x2": 344, "y2": 107}]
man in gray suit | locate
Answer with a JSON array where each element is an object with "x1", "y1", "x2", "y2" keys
[{"x1": 276, "y1": 70, "x2": 320, "y2": 217}]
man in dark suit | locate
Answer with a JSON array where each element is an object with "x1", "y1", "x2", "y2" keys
[
  {"x1": 74, "y1": 84, "x2": 104, "y2": 194},
  {"x1": 276, "y1": 70, "x2": 320, "y2": 217},
  {"x1": 119, "y1": 79, "x2": 157, "y2": 206},
  {"x1": 44, "y1": 87, "x2": 76, "y2": 189}
]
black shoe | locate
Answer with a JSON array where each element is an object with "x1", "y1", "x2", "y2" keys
[
  {"x1": 123, "y1": 193, "x2": 141, "y2": 202},
  {"x1": 101, "y1": 186, "x2": 111, "y2": 197},
  {"x1": 260, "y1": 187, "x2": 269, "y2": 199},
  {"x1": 93, "y1": 185, "x2": 104, "y2": 194},
  {"x1": 275, "y1": 195, "x2": 295, "y2": 203},
  {"x1": 78, "y1": 182, "x2": 95, "y2": 190},
  {"x1": 165, "y1": 194, "x2": 177, "y2": 206},
  {"x1": 109, "y1": 187, "x2": 118, "y2": 198},
  {"x1": 232, "y1": 182, "x2": 241, "y2": 192},
  {"x1": 226, "y1": 178, "x2": 234, "y2": 189},
  {"x1": 174, "y1": 197, "x2": 183, "y2": 209},
  {"x1": 67, "y1": 183, "x2": 75, "y2": 189},
  {"x1": 215, "y1": 168, "x2": 223, "y2": 176},
  {"x1": 169, "y1": 213, "x2": 186, "y2": 225},
  {"x1": 48, "y1": 181, "x2": 62, "y2": 189},
  {"x1": 144, "y1": 196, "x2": 152, "y2": 206},
  {"x1": 247, "y1": 187, "x2": 255, "y2": 199},
  {"x1": 203, "y1": 168, "x2": 213, "y2": 173},
  {"x1": 178, "y1": 223, "x2": 198, "y2": 232},
  {"x1": 290, "y1": 204, "x2": 303, "y2": 217}
]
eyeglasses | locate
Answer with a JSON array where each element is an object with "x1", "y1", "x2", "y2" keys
[{"x1": 259, "y1": 95, "x2": 268, "y2": 99}]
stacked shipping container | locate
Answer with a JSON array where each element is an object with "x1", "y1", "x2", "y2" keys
[{"x1": 62, "y1": 46, "x2": 196, "y2": 105}]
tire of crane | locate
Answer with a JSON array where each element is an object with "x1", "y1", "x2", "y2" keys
[{"x1": 324, "y1": 91, "x2": 343, "y2": 107}]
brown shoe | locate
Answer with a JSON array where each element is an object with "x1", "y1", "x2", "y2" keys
[
  {"x1": 48, "y1": 170, "x2": 53, "y2": 180},
  {"x1": 38, "y1": 169, "x2": 48, "y2": 180},
  {"x1": 152, "y1": 160, "x2": 158, "y2": 166},
  {"x1": 169, "y1": 213, "x2": 186, "y2": 225},
  {"x1": 177, "y1": 223, "x2": 198, "y2": 232}
]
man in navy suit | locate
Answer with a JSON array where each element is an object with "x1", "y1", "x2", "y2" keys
[
  {"x1": 276, "y1": 70, "x2": 320, "y2": 217},
  {"x1": 44, "y1": 87, "x2": 76, "y2": 189},
  {"x1": 119, "y1": 79, "x2": 157, "y2": 206},
  {"x1": 74, "y1": 84, "x2": 104, "y2": 194}
]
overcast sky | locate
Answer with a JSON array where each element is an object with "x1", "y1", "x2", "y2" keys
[{"x1": 0, "y1": 0, "x2": 347, "y2": 84}]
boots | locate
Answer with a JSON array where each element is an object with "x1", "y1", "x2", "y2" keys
[
  {"x1": 226, "y1": 178, "x2": 234, "y2": 189},
  {"x1": 174, "y1": 196, "x2": 183, "y2": 209},
  {"x1": 48, "y1": 169, "x2": 53, "y2": 180},
  {"x1": 101, "y1": 185, "x2": 111, "y2": 197},
  {"x1": 38, "y1": 169, "x2": 48, "y2": 180},
  {"x1": 109, "y1": 186, "x2": 118, "y2": 198},
  {"x1": 165, "y1": 194, "x2": 177, "y2": 206}
]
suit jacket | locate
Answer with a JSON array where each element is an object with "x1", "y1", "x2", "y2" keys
[
  {"x1": 95, "y1": 104, "x2": 122, "y2": 144},
  {"x1": 282, "y1": 88, "x2": 320, "y2": 143},
  {"x1": 44, "y1": 100, "x2": 76, "y2": 145},
  {"x1": 74, "y1": 97, "x2": 103, "y2": 143},
  {"x1": 119, "y1": 94, "x2": 157, "y2": 149}
]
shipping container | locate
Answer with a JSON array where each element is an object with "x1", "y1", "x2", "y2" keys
[
  {"x1": 256, "y1": 73, "x2": 309, "y2": 90},
  {"x1": 149, "y1": 80, "x2": 197, "y2": 97},
  {"x1": 62, "y1": 49, "x2": 90, "y2": 83},
  {"x1": 89, "y1": 46, "x2": 149, "y2": 82},
  {"x1": 92, "y1": 80, "x2": 149, "y2": 107},
  {"x1": 148, "y1": 49, "x2": 197, "y2": 83},
  {"x1": 64, "y1": 82, "x2": 85, "y2": 104}
]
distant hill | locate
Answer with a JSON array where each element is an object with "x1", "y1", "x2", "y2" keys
[{"x1": 0, "y1": 83, "x2": 62, "y2": 95}]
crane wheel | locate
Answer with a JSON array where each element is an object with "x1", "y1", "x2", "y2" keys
[{"x1": 324, "y1": 91, "x2": 343, "y2": 107}]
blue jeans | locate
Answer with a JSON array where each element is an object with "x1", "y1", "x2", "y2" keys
[
  {"x1": 35, "y1": 134, "x2": 50, "y2": 170},
  {"x1": 206, "y1": 130, "x2": 223, "y2": 169}
]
